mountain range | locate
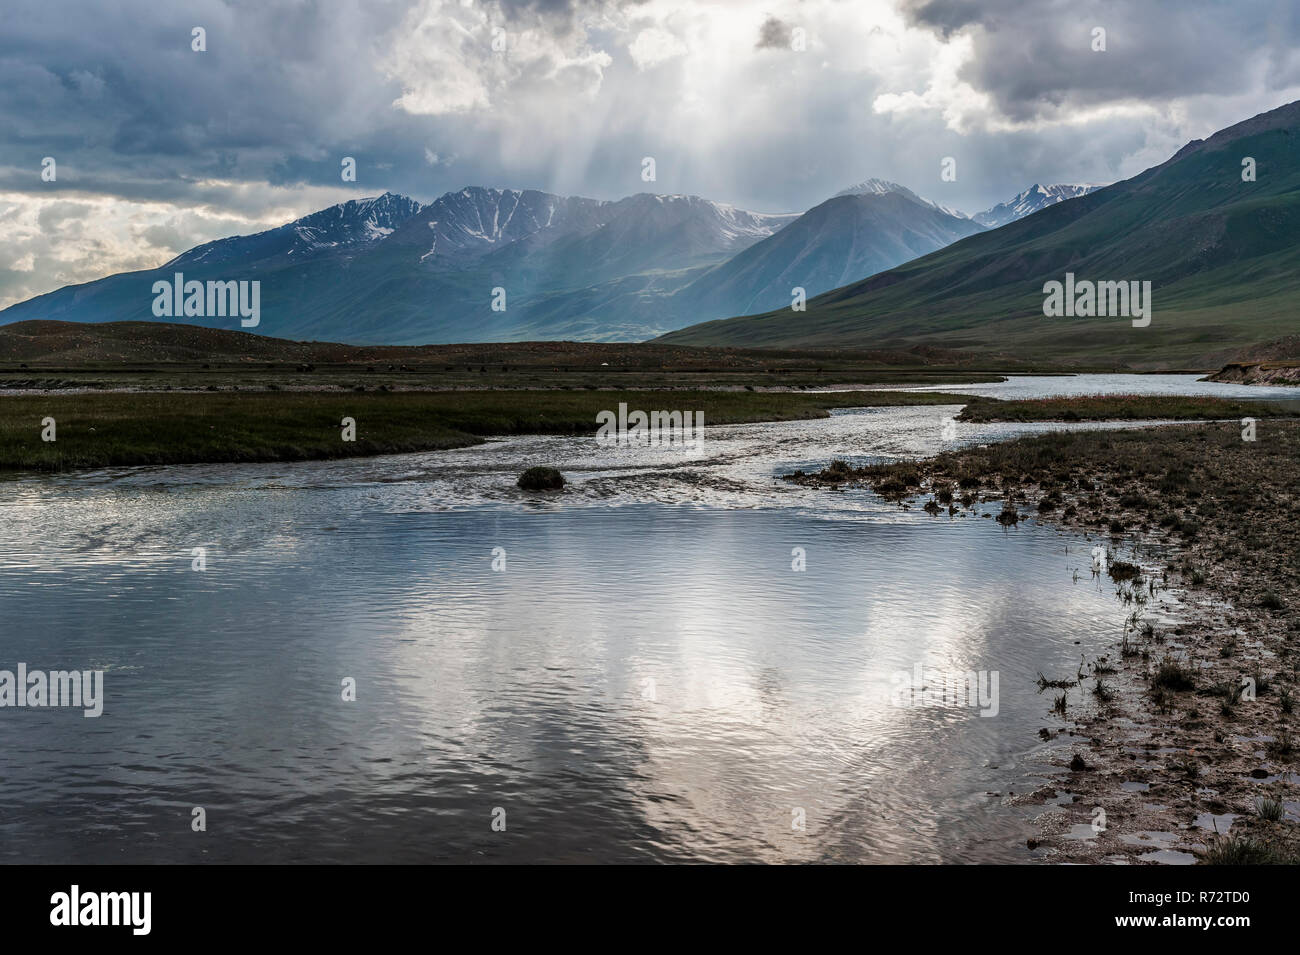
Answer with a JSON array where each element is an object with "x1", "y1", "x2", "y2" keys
[
  {"x1": 666, "y1": 191, "x2": 983, "y2": 320},
  {"x1": 0, "y1": 177, "x2": 1087, "y2": 345},
  {"x1": 971, "y1": 183, "x2": 1103, "y2": 228},
  {"x1": 662, "y1": 100, "x2": 1300, "y2": 367}
]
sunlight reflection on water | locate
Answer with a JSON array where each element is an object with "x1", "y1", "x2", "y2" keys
[{"x1": 0, "y1": 376, "x2": 1197, "y2": 862}]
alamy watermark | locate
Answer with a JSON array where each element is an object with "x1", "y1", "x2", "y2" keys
[
  {"x1": 596, "y1": 402, "x2": 704, "y2": 451},
  {"x1": 0, "y1": 664, "x2": 103, "y2": 717},
  {"x1": 50, "y1": 885, "x2": 150, "y2": 935},
  {"x1": 889, "y1": 663, "x2": 999, "y2": 716},
  {"x1": 1043, "y1": 272, "x2": 1151, "y2": 327},
  {"x1": 152, "y1": 272, "x2": 260, "y2": 327}
]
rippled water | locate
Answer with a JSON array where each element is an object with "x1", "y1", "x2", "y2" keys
[
  {"x1": 0, "y1": 376, "x2": 1204, "y2": 862},
  {"x1": 857, "y1": 371, "x2": 1300, "y2": 402}
]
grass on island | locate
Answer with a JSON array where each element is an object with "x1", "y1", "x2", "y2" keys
[
  {"x1": 956, "y1": 394, "x2": 1288, "y2": 422},
  {"x1": 0, "y1": 388, "x2": 970, "y2": 473},
  {"x1": 6, "y1": 386, "x2": 1292, "y2": 474}
]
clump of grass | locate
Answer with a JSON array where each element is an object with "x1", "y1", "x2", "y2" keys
[
  {"x1": 892, "y1": 468, "x2": 922, "y2": 487},
  {"x1": 996, "y1": 501, "x2": 1019, "y2": 525},
  {"x1": 1053, "y1": 693, "x2": 1068, "y2": 715},
  {"x1": 1151, "y1": 657, "x2": 1197, "y2": 692},
  {"x1": 1201, "y1": 835, "x2": 1296, "y2": 865},
  {"x1": 1107, "y1": 560, "x2": 1142, "y2": 582},
  {"x1": 1267, "y1": 729, "x2": 1294, "y2": 758},
  {"x1": 1037, "y1": 489, "x2": 1063, "y2": 513},
  {"x1": 1152, "y1": 686, "x2": 1172, "y2": 714},
  {"x1": 1093, "y1": 679, "x2": 1114, "y2": 702},
  {"x1": 824, "y1": 459, "x2": 854, "y2": 482},
  {"x1": 1037, "y1": 672, "x2": 1077, "y2": 689},
  {"x1": 1069, "y1": 753, "x2": 1091, "y2": 771},
  {"x1": 1208, "y1": 679, "x2": 1244, "y2": 701},
  {"x1": 1256, "y1": 796, "x2": 1284, "y2": 822}
]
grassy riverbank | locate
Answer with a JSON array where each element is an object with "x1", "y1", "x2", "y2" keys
[
  {"x1": 790, "y1": 421, "x2": 1300, "y2": 863},
  {"x1": 956, "y1": 394, "x2": 1287, "y2": 422},
  {"x1": 0, "y1": 388, "x2": 968, "y2": 472}
]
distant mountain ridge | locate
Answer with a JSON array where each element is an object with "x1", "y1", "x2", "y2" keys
[
  {"x1": 660, "y1": 99, "x2": 1300, "y2": 367},
  {"x1": 0, "y1": 185, "x2": 799, "y2": 344},
  {"x1": 2, "y1": 173, "x2": 1116, "y2": 345},
  {"x1": 667, "y1": 191, "x2": 984, "y2": 319},
  {"x1": 973, "y1": 183, "x2": 1105, "y2": 228},
  {"x1": 0, "y1": 179, "x2": 978, "y2": 343},
  {"x1": 169, "y1": 193, "x2": 425, "y2": 268}
]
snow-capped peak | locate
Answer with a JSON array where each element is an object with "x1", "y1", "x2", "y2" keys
[
  {"x1": 834, "y1": 178, "x2": 969, "y2": 219},
  {"x1": 289, "y1": 192, "x2": 424, "y2": 251},
  {"x1": 835, "y1": 177, "x2": 912, "y2": 198},
  {"x1": 165, "y1": 192, "x2": 424, "y2": 268},
  {"x1": 973, "y1": 183, "x2": 1105, "y2": 229}
]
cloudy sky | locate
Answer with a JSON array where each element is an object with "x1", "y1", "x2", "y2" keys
[{"x1": 1, "y1": 0, "x2": 1297, "y2": 308}]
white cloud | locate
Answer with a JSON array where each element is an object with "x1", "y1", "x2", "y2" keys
[
  {"x1": 628, "y1": 27, "x2": 688, "y2": 70},
  {"x1": 0, "y1": 182, "x2": 357, "y2": 309},
  {"x1": 385, "y1": 0, "x2": 614, "y2": 116}
]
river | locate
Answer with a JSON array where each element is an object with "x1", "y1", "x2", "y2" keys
[{"x1": 0, "y1": 375, "x2": 1290, "y2": 862}]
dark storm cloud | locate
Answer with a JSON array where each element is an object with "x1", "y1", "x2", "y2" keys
[
  {"x1": 756, "y1": 15, "x2": 793, "y2": 49},
  {"x1": 0, "y1": 0, "x2": 412, "y2": 190},
  {"x1": 0, "y1": 0, "x2": 651, "y2": 205},
  {"x1": 897, "y1": 0, "x2": 982, "y2": 37},
  {"x1": 2, "y1": 0, "x2": 1293, "y2": 207},
  {"x1": 0, "y1": 0, "x2": 1297, "y2": 310},
  {"x1": 898, "y1": 0, "x2": 1300, "y2": 122}
]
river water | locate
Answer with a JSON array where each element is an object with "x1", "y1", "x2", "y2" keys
[{"x1": 0, "y1": 375, "x2": 1286, "y2": 863}]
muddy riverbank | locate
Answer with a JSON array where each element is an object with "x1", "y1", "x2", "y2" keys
[{"x1": 788, "y1": 420, "x2": 1300, "y2": 863}]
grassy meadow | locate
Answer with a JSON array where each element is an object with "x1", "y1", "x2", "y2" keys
[{"x1": 0, "y1": 388, "x2": 969, "y2": 472}]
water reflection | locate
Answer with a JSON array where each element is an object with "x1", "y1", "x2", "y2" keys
[
  {"x1": 0, "y1": 499, "x2": 1148, "y2": 863},
  {"x1": 0, "y1": 377, "x2": 1198, "y2": 863}
]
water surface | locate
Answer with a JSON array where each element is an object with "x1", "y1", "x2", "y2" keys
[{"x1": 0, "y1": 375, "x2": 1203, "y2": 862}]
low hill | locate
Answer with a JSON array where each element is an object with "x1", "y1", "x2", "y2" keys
[{"x1": 0, "y1": 319, "x2": 1000, "y2": 372}]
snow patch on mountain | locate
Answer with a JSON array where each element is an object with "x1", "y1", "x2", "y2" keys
[
  {"x1": 835, "y1": 178, "x2": 970, "y2": 220},
  {"x1": 169, "y1": 192, "x2": 423, "y2": 267},
  {"x1": 973, "y1": 183, "x2": 1105, "y2": 229}
]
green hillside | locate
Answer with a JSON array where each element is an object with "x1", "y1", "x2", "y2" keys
[{"x1": 662, "y1": 101, "x2": 1300, "y2": 367}]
